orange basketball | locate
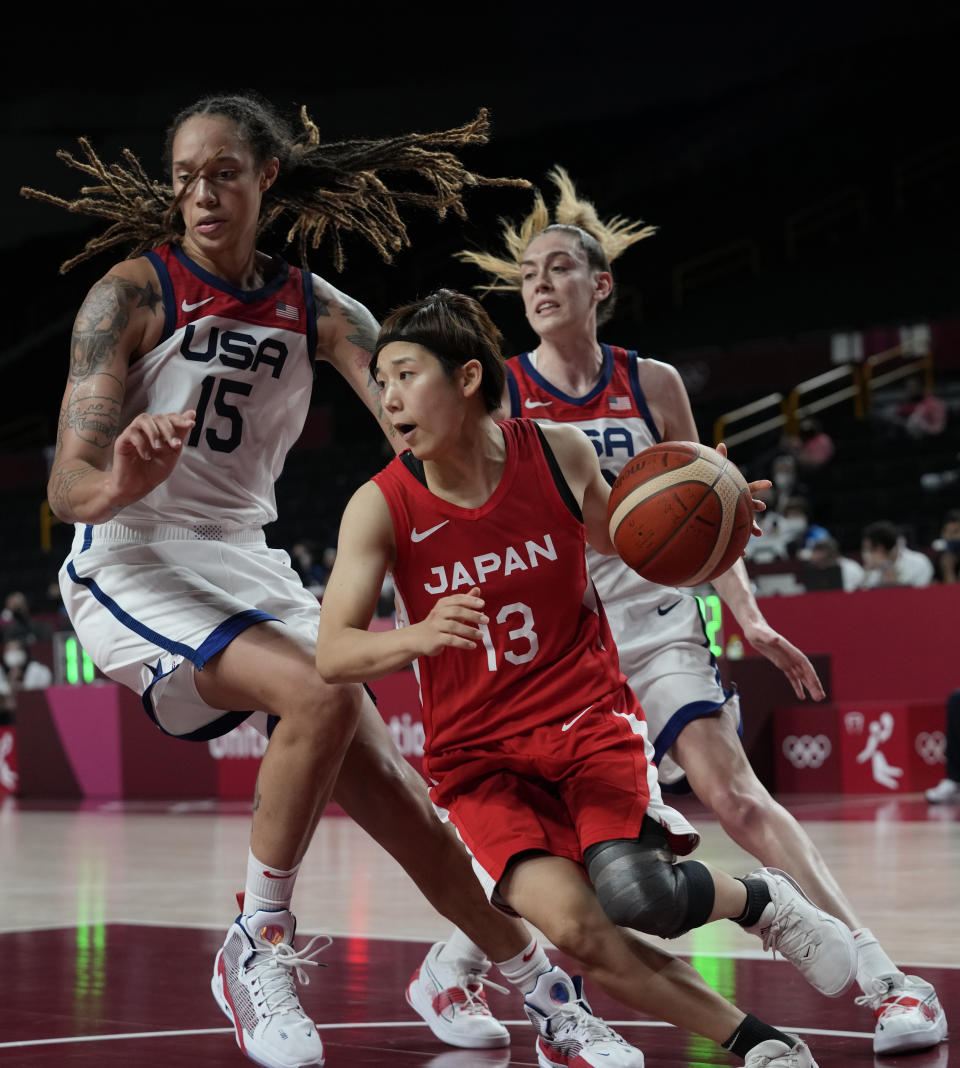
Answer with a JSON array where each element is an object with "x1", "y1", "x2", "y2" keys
[{"x1": 607, "y1": 441, "x2": 753, "y2": 587}]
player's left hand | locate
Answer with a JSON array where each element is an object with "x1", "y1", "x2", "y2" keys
[
  {"x1": 716, "y1": 441, "x2": 770, "y2": 538},
  {"x1": 741, "y1": 620, "x2": 826, "y2": 701}
]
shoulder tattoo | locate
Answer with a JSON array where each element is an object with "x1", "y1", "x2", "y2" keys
[{"x1": 70, "y1": 274, "x2": 160, "y2": 381}]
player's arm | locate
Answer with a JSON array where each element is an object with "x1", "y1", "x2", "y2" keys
[
  {"x1": 539, "y1": 422, "x2": 617, "y2": 555},
  {"x1": 316, "y1": 483, "x2": 491, "y2": 683},
  {"x1": 642, "y1": 359, "x2": 824, "y2": 699},
  {"x1": 47, "y1": 259, "x2": 195, "y2": 525},
  {"x1": 312, "y1": 275, "x2": 404, "y2": 455}
]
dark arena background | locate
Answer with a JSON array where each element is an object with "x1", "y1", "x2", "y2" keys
[{"x1": 1, "y1": 8, "x2": 958, "y2": 1067}]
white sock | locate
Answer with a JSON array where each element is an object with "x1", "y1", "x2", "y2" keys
[
  {"x1": 496, "y1": 937, "x2": 553, "y2": 994},
  {"x1": 853, "y1": 927, "x2": 904, "y2": 993},
  {"x1": 436, "y1": 927, "x2": 490, "y2": 968},
  {"x1": 243, "y1": 848, "x2": 299, "y2": 914}
]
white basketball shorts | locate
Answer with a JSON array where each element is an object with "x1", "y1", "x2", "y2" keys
[
  {"x1": 60, "y1": 521, "x2": 321, "y2": 739},
  {"x1": 603, "y1": 591, "x2": 740, "y2": 786}
]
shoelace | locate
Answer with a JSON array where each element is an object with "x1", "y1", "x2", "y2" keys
[
  {"x1": 853, "y1": 976, "x2": 918, "y2": 1016},
  {"x1": 249, "y1": 933, "x2": 332, "y2": 1017},
  {"x1": 759, "y1": 899, "x2": 819, "y2": 961},
  {"x1": 454, "y1": 969, "x2": 508, "y2": 1015},
  {"x1": 551, "y1": 1001, "x2": 622, "y2": 1046}
]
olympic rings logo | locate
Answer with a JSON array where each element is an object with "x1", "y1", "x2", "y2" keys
[
  {"x1": 782, "y1": 734, "x2": 833, "y2": 769},
  {"x1": 915, "y1": 731, "x2": 946, "y2": 766}
]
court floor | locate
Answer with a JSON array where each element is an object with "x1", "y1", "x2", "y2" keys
[{"x1": 1, "y1": 791, "x2": 956, "y2": 1067}]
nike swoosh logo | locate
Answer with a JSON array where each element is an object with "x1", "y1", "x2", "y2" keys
[
  {"x1": 561, "y1": 706, "x2": 592, "y2": 732},
  {"x1": 411, "y1": 520, "x2": 449, "y2": 542},
  {"x1": 262, "y1": 870, "x2": 294, "y2": 880},
  {"x1": 657, "y1": 600, "x2": 682, "y2": 616},
  {"x1": 524, "y1": 398, "x2": 553, "y2": 408},
  {"x1": 181, "y1": 296, "x2": 215, "y2": 312},
  {"x1": 521, "y1": 940, "x2": 539, "y2": 962}
]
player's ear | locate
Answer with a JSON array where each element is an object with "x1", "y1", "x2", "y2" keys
[
  {"x1": 594, "y1": 270, "x2": 613, "y2": 302},
  {"x1": 260, "y1": 157, "x2": 280, "y2": 192},
  {"x1": 459, "y1": 359, "x2": 483, "y2": 399}
]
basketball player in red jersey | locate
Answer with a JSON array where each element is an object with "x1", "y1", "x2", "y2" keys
[
  {"x1": 27, "y1": 96, "x2": 587, "y2": 1068},
  {"x1": 316, "y1": 288, "x2": 865, "y2": 1068},
  {"x1": 454, "y1": 168, "x2": 947, "y2": 1057}
]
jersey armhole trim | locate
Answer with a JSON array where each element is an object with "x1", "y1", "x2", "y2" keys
[
  {"x1": 532, "y1": 423, "x2": 582, "y2": 523},
  {"x1": 141, "y1": 250, "x2": 176, "y2": 345}
]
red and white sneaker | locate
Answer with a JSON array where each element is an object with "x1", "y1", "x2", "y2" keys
[
  {"x1": 523, "y1": 966, "x2": 645, "y2": 1068},
  {"x1": 406, "y1": 941, "x2": 511, "y2": 1049},
  {"x1": 856, "y1": 974, "x2": 948, "y2": 1054},
  {"x1": 211, "y1": 908, "x2": 330, "y2": 1068}
]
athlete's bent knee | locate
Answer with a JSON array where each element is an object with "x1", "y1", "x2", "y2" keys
[{"x1": 585, "y1": 822, "x2": 715, "y2": 938}]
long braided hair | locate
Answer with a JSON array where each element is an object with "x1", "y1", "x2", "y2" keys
[
  {"x1": 20, "y1": 92, "x2": 530, "y2": 275},
  {"x1": 455, "y1": 165, "x2": 656, "y2": 325}
]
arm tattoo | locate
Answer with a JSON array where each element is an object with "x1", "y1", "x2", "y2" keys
[
  {"x1": 342, "y1": 301, "x2": 378, "y2": 357},
  {"x1": 57, "y1": 369, "x2": 124, "y2": 451},
  {"x1": 48, "y1": 465, "x2": 89, "y2": 520},
  {"x1": 70, "y1": 274, "x2": 159, "y2": 381}
]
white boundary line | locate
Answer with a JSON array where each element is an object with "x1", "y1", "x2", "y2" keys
[{"x1": 0, "y1": 1021, "x2": 877, "y2": 1050}]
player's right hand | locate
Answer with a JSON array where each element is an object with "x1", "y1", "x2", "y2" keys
[
  {"x1": 417, "y1": 587, "x2": 489, "y2": 656},
  {"x1": 109, "y1": 410, "x2": 197, "y2": 505}
]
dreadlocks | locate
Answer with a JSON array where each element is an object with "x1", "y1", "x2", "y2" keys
[
  {"x1": 20, "y1": 94, "x2": 530, "y2": 275},
  {"x1": 455, "y1": 165, "x2": 656, "y2": 326}
]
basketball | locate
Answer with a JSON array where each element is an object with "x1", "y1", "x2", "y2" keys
[{"x1": 607, "y1": 441, "x2": 754, "y2": 587}]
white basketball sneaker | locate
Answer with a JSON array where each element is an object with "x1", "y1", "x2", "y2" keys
[
  {"x1": 406, "y1": 941, "x2": 511, "y2": 1049},
  {"x1": 856, "y1": 974, "x2": 948, "y2": 1053},
  {"x1": 211, "y1": 908, "x2": 330, "y2": 1068},
  {"x1": 743, "y1": 868, "x2": 857, "y2": 997},
  {"x1": 926, "y1": 777, "x2": 960, "y2": 803},
  {"x1": 523, "y1": 966, "x2": 645, "y2": 1068},
  {"x1": 744, "y1": 1037, "x2": 818, "y2": 1066}
]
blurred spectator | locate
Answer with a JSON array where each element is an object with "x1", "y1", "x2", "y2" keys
[
  {"x1": 0, "y1": 592, "x2": 47, "y2": 645},
  {"x1": 769, "y1": 451, "x2": 800, "y2": 512},
  {"x1": 0, "y1": 637, "x2": 54, "y2": 712},
  {"x1": 779, "y1": 496, "x2": 832, "y2": 559},
  {"x1": 926, "y1": 688, "x2": 960, "y2": 804},
  {"x1": 893, "y1": 376, "x2": 947, "y2": 440},
  {"x1": 860, "y1": 520, "x2": 934, "y2": 588},
  {"x1": 788, "y1": 417, "x2": 835, "y2": 473},
  {"x1": 289, "y1": 538, "x2": 328, "y2": 595},
  {"x1": 931, "y1": 510, "x2": 960, "y2": 584},
  {"x1": 801, "y1": 536, "x2": 865, "y2": 592}
]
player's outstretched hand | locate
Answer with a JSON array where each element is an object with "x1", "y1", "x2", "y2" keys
[
  {"x1": 716, "y1": 441, "x2": 771, "y2": 538},
  {"x1": 742, "y1": 619, "x2": 826, "y2": 701},
  {"x1": 110, "y1": 410, "x2": 196, "y2": 505},
  {"x1": 417, "y1": 587, "x2": 489, "y2": 657}
]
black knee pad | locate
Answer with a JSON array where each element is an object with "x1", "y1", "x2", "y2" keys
[{"x1": 585, "y1": 820, "x2": 715, "y2": 939}]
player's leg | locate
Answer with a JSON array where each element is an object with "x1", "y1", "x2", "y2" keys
[
  {"x1": 583, "y1": 822, "x2": 856, "y2": 998},
  {"x1": 672, "y1": 711, "x2": 947, "y2": 1053},
  {"x1": 672, "y1": 713, "x2": 857, "y2": 925},
  {"x1": 197, "y1": 622, "x2": 362, "y2": 868},
  {"x1": 199, "y1": 623, "x2": 362, "y2": 1068},
  {"x1": 500, "y1": 854, "x2": 815, "y2": 1067},
  {"x1": 332, "y1": 693, "x2": 525, "y2": 1048}
]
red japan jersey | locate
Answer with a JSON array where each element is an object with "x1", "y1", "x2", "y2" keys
[{"x1": 373, "y1": 418, "x2": 624, "y2": 762}]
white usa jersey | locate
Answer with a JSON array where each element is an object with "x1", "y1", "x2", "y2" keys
[
  {"x1": 507, "y1": 344, "x2": 737, "y2": 784},
  {"x1": 506, "y1": 344, "x2": 666, "y2": 609},
  {"x1": 117, "y1": 244, "x2": 318, "y2": 529}
]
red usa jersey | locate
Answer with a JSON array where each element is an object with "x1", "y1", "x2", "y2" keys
[
  {"x1": 373, "y1": 418, "x2": 624, "y2": 760},
  {"x1": 117, "y1": 244, "x2": 318, "y2": 529},
  {"x1": 507, "y1": 344, "x2": 667, "y2": 606}
]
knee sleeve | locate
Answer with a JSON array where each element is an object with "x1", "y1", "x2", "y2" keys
[{"x1": 584, "y1": 822, "x2": 715, "y2": 939}]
